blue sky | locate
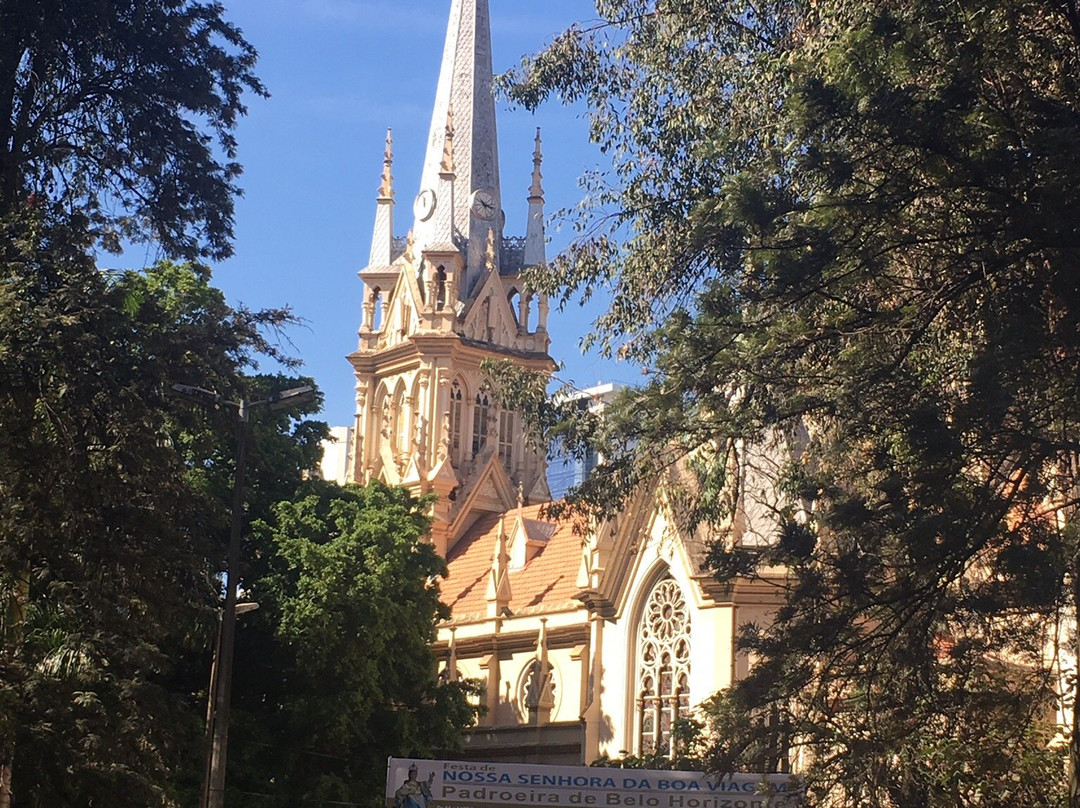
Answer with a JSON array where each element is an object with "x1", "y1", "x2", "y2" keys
[{"x1": 126, "y1": 0, "x2": 638, "y2": 425}]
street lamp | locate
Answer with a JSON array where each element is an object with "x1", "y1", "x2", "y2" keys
[
  {"x1": 202, "y1": 602, "x2": 258, "y2": 808},
  {"x1": 172, "y1": 383, "x2": 316, "y2": 808}
]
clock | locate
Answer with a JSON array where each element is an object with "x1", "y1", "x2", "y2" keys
[
  {"x1": 414, "y1": 189, "x2": 436, "y2": 221},
  {"x1": 470, "y1": 188, "x2": 497, "y2": 221}
]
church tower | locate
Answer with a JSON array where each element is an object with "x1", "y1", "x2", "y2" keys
[{"x1": 348, "y1": 0, "x2": 553, "y2": 555}]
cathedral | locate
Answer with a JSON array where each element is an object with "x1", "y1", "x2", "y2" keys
[{"x1": 338, "y1": 0, "x2": 786, "y2": 766}]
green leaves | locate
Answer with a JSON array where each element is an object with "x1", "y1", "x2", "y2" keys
[
  {"x1": 510, "y1": 0, "x2": 1080, "y2": 802},
  {"x1": 0, "y1": 0, "x2": 265, "y2": 259},
  {"x1": 227, "y1": 481, "x2": 477, "y2": 808},
  {"x1": 0, "y1": 214, "x2": 326, "y2": 806}
]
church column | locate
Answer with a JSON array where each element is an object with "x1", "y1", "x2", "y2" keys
[
  {"x1": 424, "y1": 263, "x2": 438, "y2": 315},
  {"x1": 478, "y1": 652, "x2": 500, "y2": 728},
  {"x1": 582, "y1": 612, "x2": 605, "y2": 761},
  {"x1": 432, "y1": 366, "x2": 452, "y2": 462},
  {"x1": 537, "y1": 293, "x2": 550, "y2": 334},
  {"x1": 350, "y1": 386, "x2": 368, "y2": 484},
  {"x1": 416, "y1": 371, "x2": 432, "y2": 471}
]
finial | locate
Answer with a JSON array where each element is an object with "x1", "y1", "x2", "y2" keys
[
  {"x1": 537, "y1": 617, "x2": 549, "y2": 662},
  {"x1": 404, "y1": 229, "x2": 415, "y2": 264},
  {"x1": 485, "y1": 227, "x2": 497, "y2": 272},
  {"x1": 518, "y1": 480, "x2": 525, "y2": 512},
  {"x1": 529, "y1": 127, "x2": 544, "y2": 200},
  {"x1": 487, "y1": 512, "x2": 513, "y2": 614},
  {"x1": 441, "y1": 103, "x2": 456, "y2": 175},
  {"x1": 447, "y1": 627, "x2": 459, "y2": 682},
  {"x1": 378, "y1": 128, "x2": 394, "y2": 199}
]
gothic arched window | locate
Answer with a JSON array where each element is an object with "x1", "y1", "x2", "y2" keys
[
  {"x1": 472, "y1": 391, "x2": 491, "y2": 458},
  {"x1": 390, "y1": 384, "x2": 407, "y2": 457},
  {"x1": 436, "y1": 266, "x2": 447, "y2": 311},
  {"x1": 370, "y1": 288, "x2": 383, "y2": 331},
  {"x1": 498, "y1": 410, "x2": 515, "y2": 472},
  {"x1": 636, "y1": 576, "x2": 691, "y2": 756},
  {"x1": 449, "y1": 381, "x2": 464, "y2": 463}
]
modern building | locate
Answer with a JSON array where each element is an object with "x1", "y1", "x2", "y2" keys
[{"x1": 343, "y1": 0, "x2": 787, "y2": 765}]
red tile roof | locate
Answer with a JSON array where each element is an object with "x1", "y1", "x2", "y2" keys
[{"x1": 441, "y1": 503, "x2": 585, "y2": 621}]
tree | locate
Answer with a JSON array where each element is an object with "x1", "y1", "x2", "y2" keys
[
  {"x1": 0, "y1": 0, "x2": 264, "y2": 259},
  {"x1": 501, "y1": 0, "x2": 1080, "y2": 804},
  {"x1": 0, "y1": 5, "x2": 271, "y2": 803},
  {"x1": 226, "y1": 481, "x2": 478, "y2": 808},
  {"x1": 0, "y1": 225, "x2": 314, "y2": 807}
]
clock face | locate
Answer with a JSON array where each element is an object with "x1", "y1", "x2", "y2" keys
[
  {"x1": 470, "y1": 188, "x2": 496, "y2": 221},
  {"x1": 414, "y1": 189, "x2": 436, "y2": 221}
]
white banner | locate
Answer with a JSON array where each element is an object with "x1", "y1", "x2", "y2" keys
[{"x1": 385, "y1": 758, "x2": 802, "y2": 808}]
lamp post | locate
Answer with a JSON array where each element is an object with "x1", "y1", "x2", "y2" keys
[
  {"x1": 172, "y1": 384, "x2": 315, "y2": 808},
  {"x1": 201, "y1": 602, "x2": 258, "y2": 808}
]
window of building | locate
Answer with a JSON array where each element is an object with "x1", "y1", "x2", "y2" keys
[
  {"x1": 498, "y1": 410, "x2": 515, "y2": 472},
  {"x1": 636, "y1": 576, "x2": 691, "y2": 756},
  {"x1": 436, "y1": 266, "x2": 447, "y2": 311},
  {"x1": 390, "y1": 385, "x2": 407, "y2": 457},
  {"x1": 449, "y1": 381, "x2": 464, "y2": 462},
  {"x1": 472, "y1": 391, "x2": 490, "y2": 458}
]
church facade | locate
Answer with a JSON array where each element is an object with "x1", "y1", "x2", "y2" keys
[{"x1": 342, "y1": 0, "x2": 787, "y2": 766}]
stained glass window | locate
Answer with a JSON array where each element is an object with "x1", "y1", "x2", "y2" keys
[
  {"x1": 449, "y1": 381, "x2": 464, "y2": 462},
  {"x1": 636, "y1": 576, "x2": 691, "y2": 756}
]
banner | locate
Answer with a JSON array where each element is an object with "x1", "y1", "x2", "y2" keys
[{"x1": 385, "y1": 758, "x2": 802, "y2": 808}]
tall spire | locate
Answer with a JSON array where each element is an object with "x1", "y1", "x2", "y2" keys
[{"x1": 412, "y1": 0, "x2": 501, "y2": 295}]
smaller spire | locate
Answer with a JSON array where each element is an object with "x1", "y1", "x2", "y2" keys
[
  {"x1": 529, "y1": 128, "x2": 544, "y2": 200},
  {"x1": 441, "y1": 104, "x2": 456, "y2": 176},
  {"x1": 366, "y1": 129, "x2": 397, "y2": 268},
  {"x1": 524, "y1": 127, "x2": 547, "y2": 268},
  {"x1": 378, "y1": 129, "x2": 394, "y2": 200},
  {"x1": 418, "y1": 103, "x2": 459, "y2": 255}
]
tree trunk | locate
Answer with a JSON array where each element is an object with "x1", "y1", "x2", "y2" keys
[
  {"x1": 1070, "y1": 554, "x2": 1080, "y2": 808},
  {"x1": 1068, "y1": 453, "x2": 1080, "y2": 808},
  {"x1": 0, "y1": 568, "x2": 28, "y2": 808},
  {"x1": 0, "y1": 760, "x2": 12, "y2": 808}
]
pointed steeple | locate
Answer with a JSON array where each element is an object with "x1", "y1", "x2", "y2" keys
[
  {"x1": 524, "y1": 128, "x2": 546, "y2": 268},
  {"x1": 412, "y1": 0, "x2": 501, "y2": 296},
  {"x1": 367, "y1": 129, "x2": 395, "y2": 267}
]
